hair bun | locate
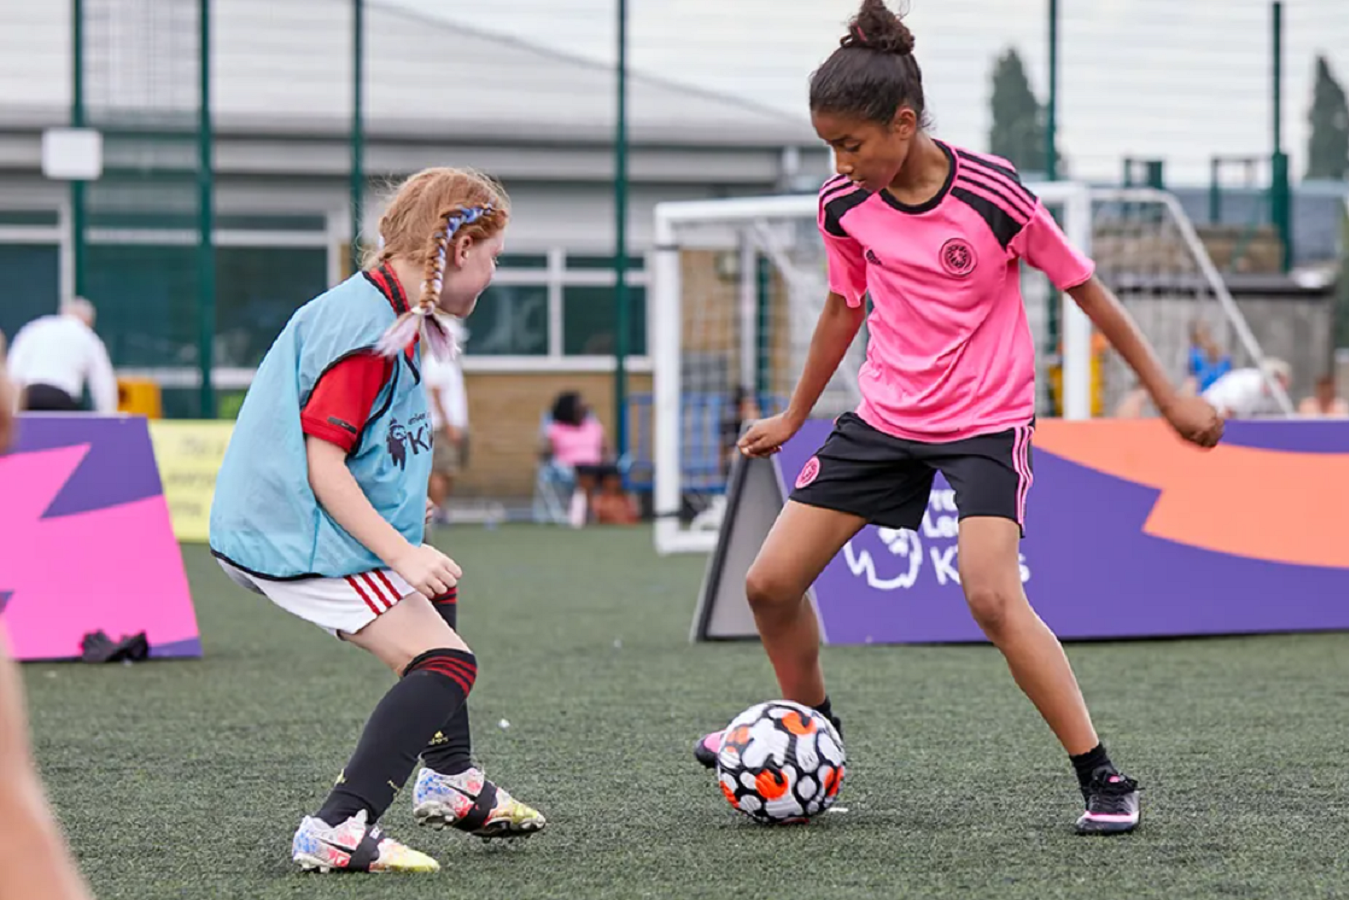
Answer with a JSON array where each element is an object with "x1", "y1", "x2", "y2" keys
[{"x1": 842, "y1": 0, "x2": 916, "y2": 56}]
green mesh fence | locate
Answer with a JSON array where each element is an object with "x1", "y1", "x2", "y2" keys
[{"x1": 81, "y1": 0, "x2": 206, "y2": 415}]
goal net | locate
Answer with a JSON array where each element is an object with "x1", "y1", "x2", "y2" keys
[
  {"x1": 650, "y1": 183, "x2": 1285, "y2": 556},
  {"x1": 1087, "y1": 187, "x2": 1294, "y2": 417}
]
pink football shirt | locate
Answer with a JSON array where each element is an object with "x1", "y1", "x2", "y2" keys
[
  {"x1": 548, "y1": 417, "x2": 605, "y2": 466},
  {"x1": 818, "y1": 141, "x2": 1095, "y2": 441}
]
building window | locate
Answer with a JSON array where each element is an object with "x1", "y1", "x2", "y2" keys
[
  {"x1": 0, "y1": 243, "x2": 59, "y2": 339},
  {"x1": 464, "y1": 283, "x2": 550, "y2": 356},
  {"x1": 562, "y1": 285, "x2": 647, "y2": 356},
  {"x1": 216, "y1": 246, "x2": 327, "y2": 367},
  {"x1": 563, "y1": 254, "x2": 645, "y2": 272},
  {"x1": 86, "y1": 243, "x2": 199, "y2": 367},
  {"x1": 462, "y1": 251, "x2": 648, "y2": 364}
]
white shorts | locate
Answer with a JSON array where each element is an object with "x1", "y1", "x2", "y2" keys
[{"x1": 216, "y1": 559, "x2": 416, "y2": 638}]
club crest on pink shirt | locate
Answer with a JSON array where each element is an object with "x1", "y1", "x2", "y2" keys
[
  {"x1": 796, "y1": 456, "x2": 821, "y2": 489},
  {"x1": 940, "y1": 238, "x2": 977, "y2": 277}
]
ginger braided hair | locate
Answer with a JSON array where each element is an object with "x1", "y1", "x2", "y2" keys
[{"x1": 371, "y1": 167, "x2": 510, "y2": 360}]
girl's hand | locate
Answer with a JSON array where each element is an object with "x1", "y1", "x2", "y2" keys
[
  {"x1": 1162, "y1": 395, "x2": 1225, "y2": 449},
  {"x1": 390, "y1": 544, "x2": 462, "y2": 598},
  {"x1": 737, "y1": 414, "x2": 803, "y2": 458}
]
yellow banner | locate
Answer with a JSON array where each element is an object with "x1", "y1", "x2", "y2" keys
[{"x1": 148, "y1": 421, "x2": 234, "y2": 543}]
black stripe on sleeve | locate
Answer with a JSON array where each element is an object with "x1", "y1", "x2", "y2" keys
[
  {"x1": 821, "y1": 187, "x2": 870, "y2": 238},
  {"x1": 954, "y1": 150, "x2": 1038, "y2": 205},
  {"x1": 951, "y1": 187, "x2": 1027, "y2": 250},
  {"x1": 955, "y1": 173, "x2": 1034, "y2": 221}
]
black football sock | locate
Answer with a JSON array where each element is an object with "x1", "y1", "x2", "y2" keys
[
  {"x1": 812, "y1": 696, "x2": 843, "y2": 736},
  {"x1": 1070, "y1": 742, "x2": 1116, "y2": 794},
  {"x1": 420, "y1": 588, "x2": 475, "y2": 776},
  {"x1": 316, "y1": 648, "x2": 477, "y2": 826}
]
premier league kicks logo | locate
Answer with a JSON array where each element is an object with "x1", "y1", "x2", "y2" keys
[{"x1": 843, "y1": 527, "x2": 924, "y2": 591}]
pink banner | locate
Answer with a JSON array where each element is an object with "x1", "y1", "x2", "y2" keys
[{"x1": 0, "y1": 415, "x2": 201, "y2": 661}]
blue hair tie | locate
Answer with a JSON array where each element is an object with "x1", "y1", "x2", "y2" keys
[{"x1": 378, "y1": 204, "x2": 496, "y2": 361}]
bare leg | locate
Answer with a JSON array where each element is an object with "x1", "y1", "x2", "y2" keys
[
  {"x1": 957, "y1": 517, "x2": 1098, "y2": 754},
  {"x1": 344, "y1": 592, "x2": 468, "y2": 675},
  {"x1": 0, "y1": 643, "x2": 96, "y2": 900},
  {"x1": 428, "y1": 472, "x2": 450, "y2": 511},
  {"x1": 744, "y1": 501, "x2": 867, "y2": 705}
]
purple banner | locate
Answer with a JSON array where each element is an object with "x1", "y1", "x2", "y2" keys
[{"x1": 773, "y1": 418, "x2": 1349, "y2": 644}]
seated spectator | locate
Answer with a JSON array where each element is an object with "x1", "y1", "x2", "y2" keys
[
  {"x1": 1202, "y1": 358, "x2": 1291, "y2": 420},
  {"x1": 1187, "y1": 320, "x2": 1233, "y2": 394},
  {"x1": 542, "y1": 391, "x2": 623, "y2": 527},
  {"x1": 1297, "y1": 375, "x2": 1349, "y2": 418},
  {"x1": 590, "y1": 470, "x2": 640, "y2": 525},
  {"x1": 1112, "y1": 380, "x2": 1151, "y2": 419}
]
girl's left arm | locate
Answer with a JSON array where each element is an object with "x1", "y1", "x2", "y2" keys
[{"x1": 1068, "y1": 276, "x2": 1224, "y2": 448}]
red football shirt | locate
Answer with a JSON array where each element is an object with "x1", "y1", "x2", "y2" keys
[{"x1": 300, "y1": 264, "x2": 416, "y2": 452}]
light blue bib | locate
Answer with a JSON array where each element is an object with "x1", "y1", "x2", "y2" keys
[{"x1": 210, "y1": 272, "x2": 433, "y2": 579}]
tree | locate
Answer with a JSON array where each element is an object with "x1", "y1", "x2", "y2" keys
[
  {"x1": 1307, "y1": 55, "x2": 1349, "y2": 181},
  {"x1": 989, "y1": 48, "x2": 1056, "y2": 175}
]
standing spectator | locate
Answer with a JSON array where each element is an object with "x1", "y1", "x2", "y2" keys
[
  {"x1": 1297, "y1": 374, "x2": 1349, "y2": 418},
  {"x1": 1202, "y1": 358, "x2": 1291, "y2": 420},
  {"x1": 7, "y1": 298, "x2": 118, "y2": 413},
  {"x1": 422, "y1": 321, "x2": 470, "y2": 526}
]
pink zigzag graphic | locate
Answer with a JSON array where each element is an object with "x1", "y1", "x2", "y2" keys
[{"x1": 0, "y1": 445, "x2": 200, "y2": 661}]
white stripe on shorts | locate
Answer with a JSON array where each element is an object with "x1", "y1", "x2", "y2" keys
[{"x1": 1012, "y1": 424, "x2": 1034, "y2": 527}]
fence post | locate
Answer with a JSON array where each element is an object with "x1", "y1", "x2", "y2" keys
[
  {"x1": 350, "y1": 0, "x2": 364, "y2": 275},
  {"x1": 1209, "y1": 157, "x2": 1222, "y2": 224},
  {"x1": 1270, "y1": 0, "x2": 1293, "y2": 272},
  {"x1": 70, "y1": 0, "x2": 85, "y2": 301},
  {"x1": 613, "y1": 0, "x2": 630, "y2": 458},
  {"x1": 196, "y1": 0, "x2": 216, "y2": 418}
]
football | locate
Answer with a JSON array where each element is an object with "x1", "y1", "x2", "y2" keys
[{"x1": 715, "y1": 700, "x2": 846, "y2": 824}]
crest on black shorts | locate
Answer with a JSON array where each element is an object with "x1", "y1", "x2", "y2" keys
[
  {"x1": 939, "y1": 238, "x2": 977, "y2": 277},
  {"x1": 796, "y1": 456, "x2": 821, "y2": 489}
]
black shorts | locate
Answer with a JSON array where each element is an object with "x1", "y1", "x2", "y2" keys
[
  {"x1": 789, "y1": 412, "x2": 1035, "y2": 534},
  {"x1": 22, "y1": 383, "x2": 81, "y2": 411}
]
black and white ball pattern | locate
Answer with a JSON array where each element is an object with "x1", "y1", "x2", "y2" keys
[{"x1": 716, "y1": 700, "x2": 846, "y2": 824}]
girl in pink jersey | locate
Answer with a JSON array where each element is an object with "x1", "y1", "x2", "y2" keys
[{"x1": 693, "y1": 0, "x2": 1223, "y2": 836}]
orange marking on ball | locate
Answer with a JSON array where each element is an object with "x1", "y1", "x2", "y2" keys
[
  {"x1": 754, "y1": 769, "x2": 791, "y2": 801},
  {"x1": 726, "y1": 726, "x2": 751, "y2": 748},
  {"x1": 822, "y1": 766, "x2": 841, "y2": 797}
]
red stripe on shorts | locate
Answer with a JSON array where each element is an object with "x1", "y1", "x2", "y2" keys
[
  {"x1": 359, "y1": 572, "x2": 393, "y2": 611},
  {"x1": 345, "y1": 575, "x2": 382, "y2": 615},
  {"x1": 373, "y1": 570, "x2": 402, "y2": 605}
]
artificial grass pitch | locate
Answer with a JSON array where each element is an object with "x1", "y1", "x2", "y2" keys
[{"x1": 22, "y1": 526, "x2": 1349, "y2": 899}]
